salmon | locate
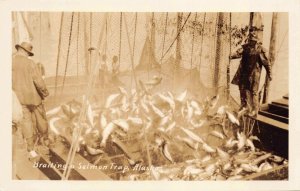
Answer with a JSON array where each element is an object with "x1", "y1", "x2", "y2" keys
[{"x1": 180, "y1": 127, "x2": 204, "y2": 143}]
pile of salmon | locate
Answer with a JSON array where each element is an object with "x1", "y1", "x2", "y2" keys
[{"x1": 46, "y1": 86, "x2": 287, "y2": 180}]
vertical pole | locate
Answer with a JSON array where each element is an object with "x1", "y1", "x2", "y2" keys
[
  {"x1": 214, "y1": 12, "x2": 224, "y2": 94},
  {"x1": 12, "y1": 12, "x2": 19, "y2": 48},
  {"x1": 262, "y1": 13, "x2": 278, "y2": 103},
  {"x1": 84, "y1": 13, "x2": 90, "y2": 76},
  {"x1": 176, "y1": 12, "x2": 182, "y2": 65},
  {"x1": 227, "y1": 13, "x2": 232, "y2": 101}
]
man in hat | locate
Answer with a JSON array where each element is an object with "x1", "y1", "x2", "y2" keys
[
  {"x1": 12, "y1": 42, "x2": 50, "y2": 161},
  {"x1": 229, "y1": 34, "x2": 272, "y2": 117}
]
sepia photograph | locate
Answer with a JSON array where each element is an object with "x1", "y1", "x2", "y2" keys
[{"x1": 11, "y1": 11, "x2": 289, "y2": 181}]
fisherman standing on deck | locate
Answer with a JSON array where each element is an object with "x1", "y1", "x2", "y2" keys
[
  {"x1": 12, "y1": 42, "x2": 50, "y2": 161},
  {"x1": 111, "y1": 55, "x2": 120, "y2": 85},
  {"x1": 99, "y1": 54, "x2": 108, "y2": 87},
  {"x1": 229, "y1": 34, "x2": 272, "y2": 117}
]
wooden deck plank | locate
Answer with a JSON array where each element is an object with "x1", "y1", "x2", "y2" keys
[
  {"x1": 50, "y1": 141, "x2": 111, "y2": 180},
  {"x1": 256, "y1": 114, "x2": 288, "y2": 131},
  {"x1": 272, "y1": 98, "x2": 289, "y2": 107}
]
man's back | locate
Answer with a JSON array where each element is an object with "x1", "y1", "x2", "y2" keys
[{"x1": 12, "y1": 54, "x2": 42, "y2": 106}]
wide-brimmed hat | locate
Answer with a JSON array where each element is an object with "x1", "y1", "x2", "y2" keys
[
  {"x1": 15, "y1": 42, "x2": 34, "y2": 56},
  {"x1": 248, "y1": 34, "x2": 259, "y2": 42}
]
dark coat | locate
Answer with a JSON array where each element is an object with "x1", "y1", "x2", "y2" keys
[
  {"x1": 12, "y1": 54, "x2": 49, "y2": 106},
  {"x1": 231, "y1": 43, "x2": 271, "y2": 91}
]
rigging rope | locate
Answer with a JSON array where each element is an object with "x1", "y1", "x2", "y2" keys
[
  {"x1": 160, "y1": 12, "x2": 191, "y2": 62},
  {"x1": 130, "y1": 12, "x2": 138, "y2": 88},
  {"x1": 62, "y1": 18, "x2": 108, "y2": 180},
  {"x1": 190, "y1": 13, "x2": 198, "y2": 80},
  {"x1": 76, "y1": 13, "x2": 80, "y2": 96},
  {"x1": 119, "y1": 12, "x2": 123, "y2": 69},
  {"x1": 159, "y1": 12, "x2": 168, "y2": 77},
  {"x1": 227, "y1": 13, "x2": 232, "y2": 101},
  {"x1": 124, "y1": 13, "x2": 138, "y2": 89},
  {"x1": 39, "y1": 12, "x2": 42, "y2": 61},
  {"x1": 60, "y1": 12, "x2": 75, "y2": 96},
  {"x1": 148, "y1": 13, "x2": 155, "y2": 80},
  {"x1": 198, "y1": 12, "x2": 206, "y2": 71},
  {"x1": 54, "y1": 12, "x2": 65, "y2": 100}
]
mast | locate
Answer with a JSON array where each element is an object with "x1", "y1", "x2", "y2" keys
[
  {"x1": 176, "y1": 12, "x2": 182, "y2": 65},
  {"x1": 262, "y1": 13, "x2": 278, "y2": 103},
  {"x1": 84, "y1": 13, "x2": 90, "y2": 76},
  {"x1": 213, "y1": 12, "x2": 224, "y2": 94}
]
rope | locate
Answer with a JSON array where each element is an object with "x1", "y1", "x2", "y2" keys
[
  {"x1": 54, "y1": 12, "x2": 64, "y2": 100},
  {"x1": 130, "y1": 12, "x2": 138, "y2": 88},
  {"x1": 159, "y1": 12, "x2": 168, "y2": 77},
  {"x1": 148, "y1": 13, "x2": 155, "y2": 80},
  {"x1": 119, "y1": 12, "x2": 123, "y2": 68},
  {"x1": 62, "y1": 18, "x2": 108, "y2": 180},
  {"x1": 123, "y1": 13, "x2": 138, "y2": 90},
  {"x1": 190, "y1": 13, "x2": 197, "y2": 80},
  {"x1": 160, "y1": 12, "x2": 191, "y2": 62},
  {"x1": 39, "y1": 12, "x2": 42, "y2": 61},
  {"x1": 227, "y1": 13, "x2": 232, "y2": 101},
  {"x1": 198, "y1": 12, "x2": 206, "y2": 71},
  {"x1": 60, "y1": 12, "x2": 75, "y2": 96},
  {"x1": 89, "y1": 13, "x2": 92, "y2": 73},
  {"x1": 76, "y1": 13, "x2": 80, "y2": 96}
]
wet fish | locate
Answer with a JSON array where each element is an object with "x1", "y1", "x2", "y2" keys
[
  {"x1": 105, "y1": 93, "x2": 120, "y2": 108},
  {"x1": 225, "y1": 137, "x2": 238, "y2": 148},
  {"x1": 165, "y1": 121, "x2": 176, "y2": 132},
  {"x1": 217, "y1": 105, "x2": 227, "y2": 115},
  {"x1": 46, "y1": 106, "x2": 61, "y2": 116},
  {"x1": 222, "y1": 161, "x2": 231, "y2": 171},
  {"x1": 113, "y1": 119, "x2": 129, "y2": 132},
  {"x1": 216, "y1": 147, "x2": 230, "y2": 160},
  {"x1": 226, "y1": 111, "x2": 240, "y2": 126},
  {"x1": 237, "y1": 132, "x2": 246, "y2": 150},
  {"x1": 100, "y1": 113, "x2": 107, "y2": 129},
  {"x1": 87, "y1": 103, "x2": 94, "y2": 127},
  {"x1": 100, "y1": 122, "x2": 116, "y2": 147},
  {"x1": 145, "y1": 76, "x2": 162, "y2": 86},
  {"x1": 86, "y1": 145, "x2": 104, "y2": 155},
  {"x1": 149, "y1": 102, "x2": 165, "y2": 118},
  {"x1": 210, "y1": 130, "x2": 225, "y2": 139},
  {"x1": 186, "y1": 103, "x2": 194, "y2": 121},
  {"x1": 176, "y1": 89, "x2": 187, "y2": 102},
  {"x1": 158, "y1": 93, "x2": 175, "y2": 110},
  {"x1": 140, "y1": 101, "x2": 150, "y2": 113},
  {"x1": 184, "y1": 165, "x2": 204, "y2": 176},
  {"x1": 240, "y1": 163, "x2": 258, "y2": 173},
  {"x1": 159, "y1": 115, "x2": 170, "y2": 126},
  {"x1": 118, "y1": 86, "x2": 128, "y2": 96},
  {"x1": 227, "y1": 175, "x2": 243, "y2": 180},
  {"x1": 258, "y1": 162, "x2": 273, "y2": 172},
  {"x1": 190, "y1": 100, "x2": 202, "y2": 112},
  {"x1": 205, "y1": 163, "x2": 217, "y2": 175},
  {"x1": 150, "y1": 167, "x2": 161, "y2": 180},
  {"x1": 246, "y1": 139, "x2": 255, "y2": 151},
  {"x1": 49, "y1": 117, "x2": 61, "y2": 135},
  {"x1": 177, "y1": 136, "x2": 199, "y2": 150},
  {"x1": 180, "y1": 127, "x2": 204, "y2": 143},
  {"x1": 201, "y1": 155, "x2": 212, "y2": 163},
  {"x1": 128, "y1": 117, "x2": 143, "y2": 126},
  {"x1": 162, "y1": 143, "x2": 174, "y2": 163},
  {"x1": 190, "y1": 119, "x2": 205, "y2": 129},
  {"x1": 202, "y1": 143, "x2": 216, "y2": 153}
]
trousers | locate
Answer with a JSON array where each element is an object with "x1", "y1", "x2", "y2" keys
[
  {"x1": 239, "y1": 85, "x2": 259, "y2": 114},
  {"x1": 21, "y1": 103, "x2": 49, "y2": 150}
]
